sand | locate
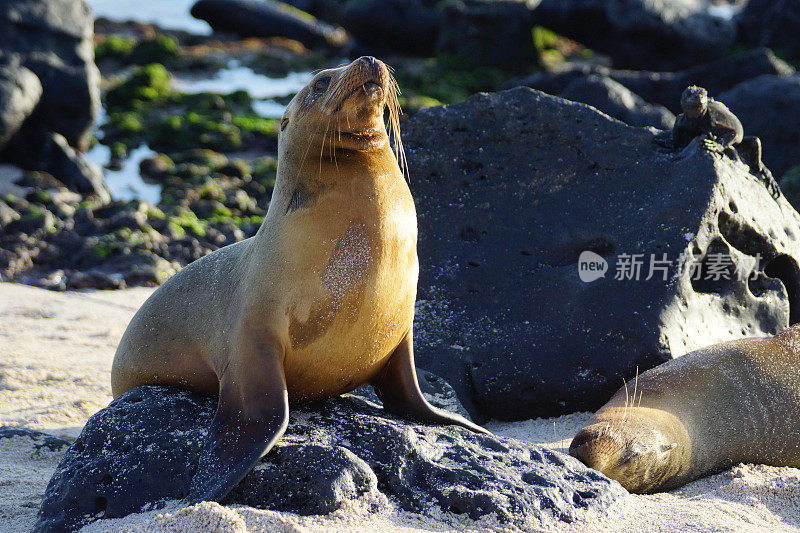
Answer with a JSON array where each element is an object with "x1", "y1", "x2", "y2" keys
[{"x1": 2, "y1": 281, "x2": 800, "y2": 532}]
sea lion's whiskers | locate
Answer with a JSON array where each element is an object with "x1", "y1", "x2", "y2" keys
[
  {"x1": 621, "y1": 377, "x2": 630, "y2": 427},
  {"x1": 385, "y1": 74, "x2": 407, "y2": 179},
  {"x1": 318, "y1": 116, "x2": 332, "y2": 177}
]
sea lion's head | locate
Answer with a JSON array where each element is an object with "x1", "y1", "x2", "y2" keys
[
  {"x1": 681, "y1": 86, "x2": 708, "y2": 119},
  {"x1": 569, "y1": 406, "x2": 690, "y2": 493},
  {"x1": 279, "y1": 56, "x2": 403, "y2": 168}
]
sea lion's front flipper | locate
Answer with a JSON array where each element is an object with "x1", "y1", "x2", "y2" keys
[
  {"x1": 186, "y1": 338, "x2": 289, "y2": 503},
  {"x1": 372, "y1": 328, "x2": 490, "y2": 435}
]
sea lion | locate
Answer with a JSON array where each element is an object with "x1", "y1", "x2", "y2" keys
[
  {"x1": 111, "y1": 56, "x2": 486, "y2": 504},
  {"x1": 672, "y1": 85, "x2": 780, "y2": 199},
  {"x1": 569, "y1": 325, "x2": 800, "y2": 493}
]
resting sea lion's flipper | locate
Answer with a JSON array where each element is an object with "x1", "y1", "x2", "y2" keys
[
  {"x1": 372, "y1": 328, "x2": 490, "y2": 435},
  {"x1": 186, "y1": 339, "x2": 289, "y2": 504}
]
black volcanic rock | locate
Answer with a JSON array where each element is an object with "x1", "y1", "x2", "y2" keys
[
  {"x1": 0, "y1": 64, "x2": 42, "y2": 149},
  {"x1": 36, "y1": 385, "x2": 625, "y2": 532},
  {"x1": 718, "y1": 75, "x2": 800, "y2": 179},
  {"x1": 532, "y1": 0, "x2": 736, "y2": 70},
  {"x1": 436, "y1": 0, "x2": 541, "y2": 70},
  {"x1": 738, "y1": 0, "x2": 800, "y2": 62},
  {"x1": 339, "y1": 0, "x2": 442, "y2": 56},
  {"x1": 402, "y1": 87, "x2": 800, "y2": 421},
  {"x1": 511, "y1": 49, "x2": 795, "y2": 113},
  {"x1": 0, "y1": 0, "x2": 99, "y2": 151},
  {"x1": 560, "y1": 74, "x2": 674, "y2": 129},
  {"x1": 190, "y1": 0, "x2": 349, "y2": 49}
]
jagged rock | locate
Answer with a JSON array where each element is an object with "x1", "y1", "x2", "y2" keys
[
  {"x1": 511, "y1": 49, "x2": 794, "y2": 113},
  {"x1": 532, "y1": 0, "x2": 736, "y2": 70},
  {"x1": 0, "y1": 0, "x2": 99, "y2": 151},
  {"x1": 36, "y1": 385, "x2": 624, "y2": 533},
  {"x1": 738, "y1": 0, "x2": 800, "y2": 62},
  {"x1": 0, "y1": 64, "x2": 42, "y2": 149},
  {"x1": 560, "y1": 74, "x2": 674, "y2": 129},
  {"x1": 190, "y1": 0, "x2": 349, "y2": 50},
  {"x1": 718, "y1": 75, "x2": 800, "y2": 179},
  {"x1": 4, "y1": 133, "x2": 108, "y2": 199},
  {"x1": 402, "y1": 87, "x2": 800, "y2": 421}
]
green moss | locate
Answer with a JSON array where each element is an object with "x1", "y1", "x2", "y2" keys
[
  {"x1": 197, "y1": 180, "x2": 225, "y2": 201},
  {"x1": 102, "y1": 66, "x2": 279, "y2": 154},
  {"x1": 208, "y1": 214, "x2": 265, "y2": 226},
  {"x1": 230, "y1": 115, "x2": 280, "y2": 136},
  {"x1": 110, "y1": 142, "x2": 129, "y2": 161},
  {"x1": 131, "y1": 35, "x2": 180, "y2": 64},
  {"x1": 96, "y1": 35, "x2": 180, "y2": 65},
  {"x1": 106, "y1": 63, "x2": 173, "y2": 110},
  {"x1": 146, "y1": 204, "x2": 166, "y2": 220},
  {"x1": 532, "y1": 26, "x2": 560, "y2": 56},
  {"x1": 251, "y1": 157, "x2": 278, "y2": 189},
  {"x1": 90, "y1": 228, "x2": 158, "y2": 259},
  {"x1": 167, "y1": 208, "x2": 207, "y2": 238},
  {"x1": 19, "y1": 205, "x2": 56, "y2": 233},
  {"x1": 390, "y1": 56, "x2": 508, "y2": 105},
  {"x1": 171, "y1": 149, "x2": 229, "y2": 169},
  {"x1": 95, "y1": 35, "x2": 137, "y2": 61},
  {"x1": 28, "y1": 190, "x2": 52, "y2": 206}
]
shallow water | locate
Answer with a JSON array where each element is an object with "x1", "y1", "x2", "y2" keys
[
  {"x1": 86, "y1": 144, "x2": 161, "y2": 205},
  {"x1": 89, "y1": 0, "x2": 210, "y2": 35},
  {"x1": 172, "y1": 63, "x2": 312, "y2": 119},
  {"x1": 172, "y1": 64, "x2": 311, "y2": 100}
]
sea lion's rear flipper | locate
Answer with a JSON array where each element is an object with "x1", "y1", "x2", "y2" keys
[
  {"x1": 372, "y1": 328, "x2": 489, "y2": 435},
  {"x1": 186, "y1": 339, "x2": 289, "y2": 503}
]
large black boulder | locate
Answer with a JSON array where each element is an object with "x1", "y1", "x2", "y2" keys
[
  {"x1": 402, "y1": 87, "x2": 800, "y2": 421},
  {"x1": 436, "y1": 0, "x2": 541, "y2": 70},
  {"x1": 338, "y1": 0, "x2": 442, "y2": 56},
  {"x1": 190, "y1": 0, "x2": 349, "y2": 50},
  {"x1": 0, "y1": 0, "x2": 99, "y2": 151},
  {"x1": 738, "y1": 0, "x2": 800, "y2": 62},
  {"x1": 512, "y1": 48, "x2": 794, "y2": 113},
  {"x1": 0, "y1": 64, "x2": 42, "y2": 149},
  {"x1": 36, "y1": 385, "x2": 624, "y2": 532},
  {"x1": 718, "y1": 75, "x2": 800, "y2": 179},
  {"x1": 532, "y1": 0, "x2": 736, "y2": 70}
]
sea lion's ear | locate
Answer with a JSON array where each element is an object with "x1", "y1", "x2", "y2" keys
[
  {"x1": 280, "y1": 117, "x2": 289, "y2": 131},
  {"x1": 185, "y1": 337, "x2": 289, "y2": 503}
]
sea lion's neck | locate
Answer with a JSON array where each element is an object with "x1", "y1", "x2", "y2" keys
[{"x1": 278, "y1": 140, "x2": 402, "y2": 192}]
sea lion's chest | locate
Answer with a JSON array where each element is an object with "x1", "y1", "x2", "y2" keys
[{"x1": 278, "y1": 183, "x2": 418, "y2": 400}]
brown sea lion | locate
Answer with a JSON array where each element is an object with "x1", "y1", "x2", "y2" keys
[
  {"x1": 111, "y1": 56, "x2": 486, "y2": 504},
  {"x1": 569, "y1": 325, "x2": 800, "y2": 493}
]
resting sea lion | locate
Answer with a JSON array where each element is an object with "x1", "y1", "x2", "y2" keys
[
  {"x1": 569, "y1": 325, "x2": 800, "y2": 493},
  {"x1": 111, "y1": 56, "x2": 486, "y2": 504}
]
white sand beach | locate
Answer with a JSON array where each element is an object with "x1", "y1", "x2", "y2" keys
[{"x1": 2, "y1": 281, "x2": 800, "y2": 532}]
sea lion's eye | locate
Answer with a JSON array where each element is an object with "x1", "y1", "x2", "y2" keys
[
  {"x1": 313, "y1": 77, "x2": 331, "y2": 93},
  {"x1": 280, "y1": 117, "x2": 289, "y2": 131}
]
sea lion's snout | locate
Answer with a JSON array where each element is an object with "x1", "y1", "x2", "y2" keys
[
  {"x1": 569, "y1": 425, "x2": 625, "y2": 474},
  {"x1": 570, "y1": 420, "x2": 679, "y2": 494},
  {"x1": 341, "y1": 56, "x2": 389, "y2": 105}
]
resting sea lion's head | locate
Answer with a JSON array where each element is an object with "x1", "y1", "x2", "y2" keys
[
  {"x1": 569, "y1": 406, "x2": 690, "y2": 493},
  {"x1": 279, "y1": 56, "x2": 403, "y2": 168}
]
